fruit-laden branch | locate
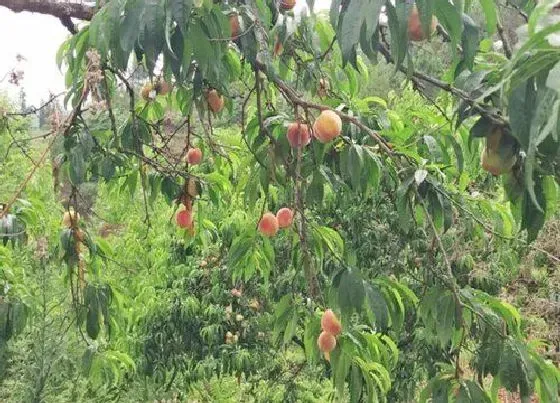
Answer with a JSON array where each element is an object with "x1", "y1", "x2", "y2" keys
[
  {"x1": 267, "y1": 69, "x2": 394, "y2": 155},
  {"x1": 0, "y1": 0, "x2": 95, "y2": 20}
]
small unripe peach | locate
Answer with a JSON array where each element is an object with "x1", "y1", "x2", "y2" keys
[
  {"x1": 280, "y1": 0, "x2": 296, "y2": 10},
  {"x1": 229, "y1": 13, "x2": 240, "y2": 38},
  {"x1": 273, "y1": 38, "x2": 284, "y2": 57},
  {"x1": 249, "y1": 299, "x2": 260, "y2": 310},
  {"x1": 207, "y1": 89, "x2": 224, "y2": 113},
  {"x1": 235, "y1": 314, "x2": 244, "y2": 322},
  {"x1": 321, "y1": 309, "x2": 342, "y2": 336},
  {"x1": 225, "y1": 331, "x2": 234, "y2": 344},
  {"x1": 225, "y1": 304, "x2": 233, "y2": 314},
  {"x1": 318, "y1": 78, "x2": 329, "y2": 98},
  {"x1": 286, "y1": 122, "x2": 310, "y2": 148},
  {"x1": 141, "y1": 84, "x2": 155, "y2": 101},
  {"x1": 408, "y1": 5, "x2": 438, "y2": 41},
  {"x1": 187, "y1": 177, "x2": 198, "y2": 197},
  {"x1": 317, "y1": 331, "x2": 336, "y2": 354},
  {"x1": 176, "y1": 209, "x2": 193, "y2": 229},
  {"x1": 276, "y1": 207, "x2": 294, "y2": 228},
  {"x1": 186, "y1": 147, "x2": 203, "y2": 165},
  {"x1": 313, "y1": 110, "x2": 342, "y2": 143},
  {"x1": 62, "y1": 210, "x2": 80, "y2": 228},
  {"x1": 258, "y1": 212, "x2": 279, "y2": 237}
]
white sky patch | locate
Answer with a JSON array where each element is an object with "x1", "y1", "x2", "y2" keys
[
  {"x1": 0, "y1": 8, "x2": 69, "y2": 108},
  {"x1": 0, "y1": 0, "x2": 331, "y2": 109}
]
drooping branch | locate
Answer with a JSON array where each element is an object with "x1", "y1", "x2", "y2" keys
[{"x1": 0, "y1": 0, "x2": 95, "y2": 21}]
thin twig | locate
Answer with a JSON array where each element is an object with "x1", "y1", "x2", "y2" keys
[
  {"x1": 497, "y1": 23, "x2": 513, "y2": 59},
  {"x1": 1, "y1": 93, "x2": 85, "y2": 217},
  {"x1": 5, "y1": 92, "x2": 65, "y2": 117}
]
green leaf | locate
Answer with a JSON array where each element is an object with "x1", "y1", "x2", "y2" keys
[
  {"x1": 304, "y1": 316, "x2": 321, "y2": 363},
  {"x1": 331, "y1": 338, "x2": 353, "y2": 396},
  {"x1": 350, "y1": 364, "x2": 364, "y2": 403},
  {"x1": 169, "y1": 0, "x2": 192, "y2": 31},
  {"x1": 338, "y1": 0, "x2": 365, "y2": 64},
  {"x1": 416, "y1": 0, "x2": 436, "y2": 39},
  {"x1": 365, "y1": 285, "x2": 390, "y2": 332},
  {"x1": 339, "y1": 269, "x2": 365, "y2": 316},
  {"x1": 386, "y1": 2, "x2": 408, "y2": 71},
  {"x1": 121, "y1": 0, "x2": 146, "y2": 54},
  {"x1": 142, "y1": 0, "x2": 166, "y2": 73},
  {"x1": 542, "y1": 176, "x2": 558, "y2": 219},
  {"x1": 283, "y1": 310, "x2": 298, "y2": 346},
  {"x1": 434, "y1": 0, "x2": 462, "y2": 49},
  {"x1": 478, "y1": 0, "x2": 497, "y2": 34},
  {"x1": 455, "y1": 14, "x2": 480, "y2": 76},
  {"x1": 69, "y1": 152, "x2": 86, "y2": 185},
  {"x1": 509, "y1": 79, "x2": 536, "y2": 150},
  {"x1": 525, "y1": 88, "x2": 557, "y2": 211},
  {"x1": 347, "y1": 144, "x2": 364, "y2": 191},
  {"x1": 86, "y1": 305, "x2": 100, "y2": 340}
]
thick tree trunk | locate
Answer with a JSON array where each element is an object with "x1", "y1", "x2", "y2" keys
[{"x1": 0, "y1": 0, "x2": 95, "y2": 21}]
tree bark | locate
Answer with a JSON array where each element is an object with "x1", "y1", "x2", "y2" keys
[{"x1": 0, "y1": 0, "x2": 95, "y2": 21}]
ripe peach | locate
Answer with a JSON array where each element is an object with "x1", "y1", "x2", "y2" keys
[
  {"x1": 317, "y1": 331, "x2": 336, "y2": 361},
  {"x1": 258, "y1": 212, "x2": 279, "y2": 237},
  {"x1": 480, "y1": 148, "x2": 515, "y2": 176},
  {"x1": 207, "y1": 89, "x2": 224, "y2": 113},
  {"x1": 186, "y1": 147, "x2": 203, "y2": 165},
  {"x1": 321, "y1": 309, "x2": 342, "y2": 336},
  {"x1": 176, "y1": 209, "x2": 193, "y2": 229},
  {"x1": 408, "y1": 5, "x2": 438, "y2": 42},
  {"x1": 229, "y1": 13, "x2": 240, "y2": 38},
  {"x1": 313, "y1": 110, "x2": 342, "y2": 143},
  {"x1": 156, "y1": 80, "x2": 172, "y2": 96},
  {"x1": 62, "y1": 210, "x2": 80, "y2": 228},
  {"x1": 141, "y1": 84, "x2": 155, "y2": 101},
  {"x1": 286, "y1": 122, "x2": 311, "y2": 148},
  {"x1": 280, "y1": 0, "x2": 296, "y2": 11},
  {"x1": 276, "y1": 207, "x2": 294, "y2": 228},
  {"x1": 231, "y1": 288, "x2": 242, "y2": 297},
  {"x1": 74, "y1": 228, "x2": 85, "y2": 242}
]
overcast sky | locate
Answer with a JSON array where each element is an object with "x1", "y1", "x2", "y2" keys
[
  {"x1": 0, "y1": 0, "x2": 329, "y2": 109},
  {"x1": 0, "y1": 8, "x2": 69, "y2": 107}
]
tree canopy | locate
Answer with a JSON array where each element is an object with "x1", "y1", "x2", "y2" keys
[{"x1": 1, "y1": 0, "x2": 560, "y2": 400}]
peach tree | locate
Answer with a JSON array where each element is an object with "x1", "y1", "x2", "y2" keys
[{"x1": 1, "y1": 0, "x2": 560, "y2": 400}]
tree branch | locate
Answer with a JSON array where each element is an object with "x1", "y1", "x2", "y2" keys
[
  {"x1": 496, "y1": 23, "x2": 513, "y2": 59},
  {"x1": 376, "y1": 43, "x2": 507, "y2": 126},
  {"x1": 0, "y1": 0, "x2": 95, "y2": 21}
]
